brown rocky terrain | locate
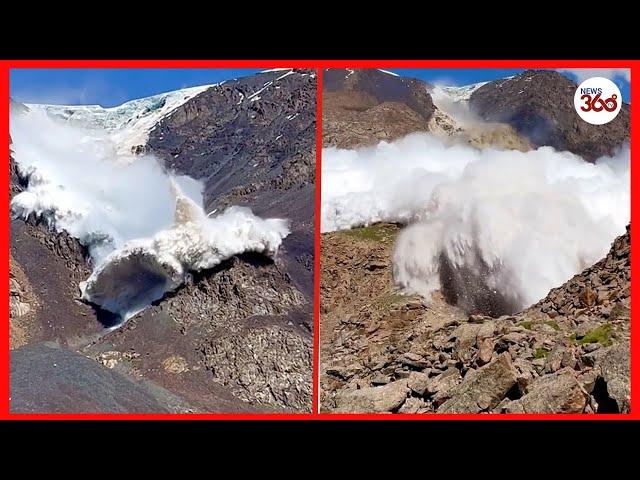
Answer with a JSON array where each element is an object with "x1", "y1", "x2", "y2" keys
[
  {"x1": 320, "y1": 68, "x2": 630, "y2": 414},
  {"x1": 323, "y1": 69, "x2": 435, "y2": 148},
  {"x1": 9, "y1": 70, "x2": 315, "y2": 413},
  {"x1": 470, "y1": 70, "x2": 630, "y2": 162},
  {"x1": 323, "y1": 68, "x2": 532, "y2": 151},
  {"x1": 320, "y1": 223, "x2": 630, "y2": 413}
]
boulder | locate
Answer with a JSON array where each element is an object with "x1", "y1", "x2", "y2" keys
[
  {"x1": 334, "y1": 380, "x2": 409, "y2": 413},
  {"x1": 439, "y1": 354, "x2": 518, "y2": 413},
  {"x1": 502, "y1": 369, "x2": 588, "y2": 414}
]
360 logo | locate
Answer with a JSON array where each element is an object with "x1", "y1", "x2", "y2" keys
[{"x1": 574, "y1": 77, "x2": 622, "y2": 125}]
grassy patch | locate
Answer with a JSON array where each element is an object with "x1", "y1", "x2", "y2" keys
[
  {"x1": 375, "y1": 292, "x2": 407, "y2": 311},
  {"x1": 545, "y1": 320, "x2": 561, "y2": 332},
  {"x1": 578, "y1": 324, "x2": 613, "y2": 347},
  {"x1": 533, "y1": 347, "x2": 550, "y2": 359},
  {"x1": 518, "y1": 320, "x2": 533, "y2": 330},
  {"x1": 342, "y1": 224, "x2": 395, "y2": 243}
]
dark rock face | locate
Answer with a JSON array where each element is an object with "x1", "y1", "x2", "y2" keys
[
  {"x1": 148, "y1": 68, "x2": 316, "y2": 299},
  {"x1": 469, "y1": 70, "x2": 630, "y2": 162},
  {"x1": 11, "y1": 342, "x2": 194, "y2": 413},
  {"x1": 323, "y1": 68, "x2": 435, "y2": 148},
  {"x1": 148, "y1": 69, "x2": 315, "y2": 223}
]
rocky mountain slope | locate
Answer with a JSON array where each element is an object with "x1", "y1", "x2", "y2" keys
[
  {"x1": 320, "y1": 68, "x2": 630, "y2": 415},
  {"x1": 469, "y1": 70, "x2": 630, "y2": 161},
  {"x1": 148, "y1": 68, "x2": 316, "y2": 298},
  {"x1": 321, "y1": 224, "x2": 630, "y2": 414},
  {"x1": 323, "y1": 68, "x2": 531, "y2": 151},
  {"x1": 9, "y1": 69, "x2": 315, "y2": 413},
  {"x1": 11, "y1": 342, "x2": 196, "y2": 413},
  {"x1": 323, "y1": 68, "x2": 435, "y2": 148}
]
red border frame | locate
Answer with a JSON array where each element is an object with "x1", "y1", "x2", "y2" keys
[{"x1": 2, "y1": 59, "x2": 637, "y2": 420}]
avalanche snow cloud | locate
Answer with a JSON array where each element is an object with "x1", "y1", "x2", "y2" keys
[
  {"x1": 11, "y1": 109, "x2": 289, "y2": 322},
  {"x1": 321, "y1": 133, "x2": 629, "y2": 314}
]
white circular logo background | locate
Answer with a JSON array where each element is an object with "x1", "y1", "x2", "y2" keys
[{"x1": 574, "y1": 77, "x2": 622, "y2": 125}]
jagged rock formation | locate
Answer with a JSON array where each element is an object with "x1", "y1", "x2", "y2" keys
[
  {"x1": 321, "y1": 224, "x2": 630, "y2": 414},
  {"x1": 469, "y1": 70, "x2": 630, "y2": 161},
  {"x1": 9, "y1": 70, "x2": 315, "y2": 413}
]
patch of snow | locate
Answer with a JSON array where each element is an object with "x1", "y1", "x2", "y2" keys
[
  {"x1": 248, "y1": 82, "x2": 272, "y2": 100},
  {"x1": 377, "y1": 69, "x2": 399, "y2": 77},
  {"x1": 276, "y1": 70, "x2": 295, "y2": 81}
]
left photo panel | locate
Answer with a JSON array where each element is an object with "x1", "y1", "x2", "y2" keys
[{"x1": 9, "y1": 68, "x2": 317, "y2": 413}]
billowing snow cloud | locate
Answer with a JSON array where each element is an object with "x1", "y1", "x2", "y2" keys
[
  {"x1": 11, "y1": 109, "x2": 289, "y2": 321},
  {"x1": 322, "y1": 133, "x2": 629, "y2": 313}
]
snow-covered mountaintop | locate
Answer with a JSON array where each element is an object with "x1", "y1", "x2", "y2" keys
[{"x1": 26, "y1": 84, "x2": 214, "y2": 154}]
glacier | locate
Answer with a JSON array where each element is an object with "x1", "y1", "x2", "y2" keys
[{"x1": 25, "y1": 84, "x2": 213, "y2": 155}]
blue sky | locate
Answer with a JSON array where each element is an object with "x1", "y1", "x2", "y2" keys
[
  {"x1": 10, "y1": 68, "x2": 263, "y2": 107},
  {"x1": 385, "y1": 68, "x2": 630, "y2": 102},
  {"x1": 10, "y1": 67, "x2": 632, "y2": 107},
  {"x1": 389, "y1": 68, "x2": 631, "y2": 103}
]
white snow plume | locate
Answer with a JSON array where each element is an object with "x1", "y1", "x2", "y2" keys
[
  {"x1": 11, "y1": 109, "x2": 289, "y2": 321},
  {"x1": 79, "y1": 204, "x2": 289, "y2": 320},
  {"x1": 430, "y1": 83, "x2": 490, "y2": 127},
  {"x1": 322, "y1": 133, "x2": 629, "y2": 314}
]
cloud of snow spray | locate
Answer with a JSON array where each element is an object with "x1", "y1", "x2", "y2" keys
[
  {"x1": 322, "y1": 133, "x2": 629, "y2": 315},
  {"x1": 11, "y1": 110, "x2": 289, "y2": 322}
]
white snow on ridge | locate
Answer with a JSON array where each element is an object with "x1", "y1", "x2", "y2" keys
[
  {"x1": 260, "y1": 68, "x2": 293, "y2": 73},
  {"x1": 26, "y1": 84, "x2": 214, "y2": 155},
  {"x1": 433, "y1": 81, "x2": 488, "y2": 103}
]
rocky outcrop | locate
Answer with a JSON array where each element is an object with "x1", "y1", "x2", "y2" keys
[
  {"x1": 469, "y1": 70, "x2": 630, "y2": 162},
  {"x1": 323, "y1": 68, "x2": 435, "y2": 148},
  {"x1": 321, "y1": 224, "x2": 630, "y2": 414},
  {"x1": 202, "y1": 324, "x2": 312, "y2": 411},
  {"x1": 9, "y1": 259, "x2": 38, "y2": 349}
]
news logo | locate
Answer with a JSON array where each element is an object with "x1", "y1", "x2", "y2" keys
[{"x1": 574, "y1": 77, "x2": 622, "y2": 125}]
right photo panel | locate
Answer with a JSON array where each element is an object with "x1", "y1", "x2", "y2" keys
[{"x1": 320, "y1": 68, "x2": 630, "y2": 414}]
